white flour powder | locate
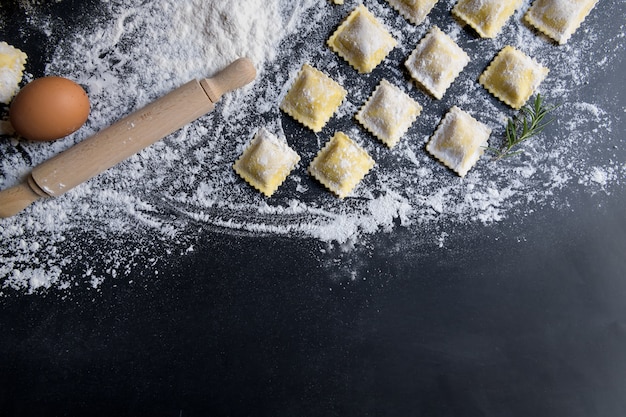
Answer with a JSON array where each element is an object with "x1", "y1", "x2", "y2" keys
[{"x1": 0, "y1": 0, "x2": 624, "y2": 294}]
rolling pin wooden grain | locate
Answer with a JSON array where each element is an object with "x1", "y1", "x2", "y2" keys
[{"x1": 0, "y1": 57, "x2": 256, "y2": 218}]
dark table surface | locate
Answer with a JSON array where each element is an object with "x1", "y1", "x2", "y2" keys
[{"x1": 1, "y1": 1, "x2": 625, "y2": 416}]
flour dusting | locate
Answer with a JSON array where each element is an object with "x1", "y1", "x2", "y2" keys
[{"x1": 0, "y1": 0, "x2": 624, "y2": 294}]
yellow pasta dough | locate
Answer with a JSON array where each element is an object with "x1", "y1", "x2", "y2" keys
[
  {"x1": 280, "y1": 63, "x2": 347, "y2": 133},
  {"x1": 427, "y1": 106, "x2": 491, "y2": 177},
  {"x1": 328, "y1": 4, "x2": 397, "y2": 73},
  {"x1": 525, "y1": 0, "x2": 598, "y2": 44},
  {"x1": 405, "y1": 26, "x2": 470, "y2": 100},
  {"x1": 0, "y1": 42, "x2": 27, "y2": 104},
  {"x1": 356, "y1": 79, "x2": 422, "y2": 148},
  {"x1": 479, "y1": 45, "x2": 549, "y2": 109},
  {"x1": 233, "y1": 128, "x2": 300, "y2": 197},
  {"x1": 385, "y1": 0, "x2": 439, "y2": 25},
  {"x1": 309, "y1": 132, "x2": 375, "y2": 198},
  {"x1": 452, "y1": 0, "x2": 523, "y2": 38}
]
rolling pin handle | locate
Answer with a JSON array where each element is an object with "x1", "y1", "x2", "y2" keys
[
  {"x1": 0, "y1": 178, "x2": 48, "y2": 218},
  {"x1": 200, "y1": 57, "x2": 257, "y2": 103}
]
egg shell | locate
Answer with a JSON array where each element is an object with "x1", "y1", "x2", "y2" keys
[{"x1": 9, "y1": 76, "x2": 90, "y2": 142}]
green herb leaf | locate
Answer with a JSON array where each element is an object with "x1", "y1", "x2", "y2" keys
[{"x1": 489, "y1": 94, "x2": 559, "y2": 161}]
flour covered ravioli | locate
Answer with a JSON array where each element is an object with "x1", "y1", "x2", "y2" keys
[
  {"x1": 280, "y1": 64, "x2": 347, "y2": 132},
  {"x1": 427, "y1": 106, "x2": 491, "y2": 177},
  {"x1": 327, "y1": 4, "x2": 397, "y2": 73},
  {"x1": 479, "y1": 45, "x2": 549, "y2": 109},
  {"x1": 0, "y1": 42, "x2": 27, "y2": 104},
  {"x1": 233, "y1": 128, "x2": 300, "y2": 197},
  {"x1": 385, "y1": 0, "x2": 439, "y2": 25},
  {"x1": 452, "y1": 0, "x2": 523, "y2": 38},
  {"x1": 525, "y1": 0, "x2": 599, "y2": 44},
  {"x1": 356, "y1": 79, "x2": 422, "y2": 148},
  {"x1": 405, "y1": 26, "x2": 470, "y2": 100},
  {"x1": 309, "y1": 132, "x2": 375, "y2": 198}
]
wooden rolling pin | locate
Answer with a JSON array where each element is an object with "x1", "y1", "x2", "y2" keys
[{"x1": 0, "y1": 57, "x2": 256, "y2": 218}]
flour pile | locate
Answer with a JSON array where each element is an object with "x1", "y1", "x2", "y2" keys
[{"x1": 0, "y1": 0, "x2": 624, "y2": 293}]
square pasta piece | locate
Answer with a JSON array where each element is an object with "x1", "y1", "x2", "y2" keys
[
  {"x1": 405, "y1": 26, "x2": 470, "y2": 100},
  {"x1": 385, "y1": 0, "x2": 439, "y2": 25},
  {"x1": 356, "y1": 79, "x2": 422, "y2": 148},
  {"x1": 0, "y1": 42, "x2": 27, "y2": 104},
  {"x1": 280, "y1": 63, "x2": 347, "y2": 132},
  {"x1": 452, "y1": 0, "x2": 523, "y2": 38},
  {"x1": 328, "y1": 4, "x2": 397, "y2": 73},
  {"x1": 233, "y1": 128, "x2": 300, "y2": 197},
  {"x1": 309, "y1": 132, "x2": 375, "y2": 198},
  {"x1": 479, "y1": 45, "x2": 549, "y2": 109},
  {"x1": 427, "y1": 106, "x2": 491, "y2": 177},
  {"x1": 525, "y1": 0, "x2": 598, "y2": 45}
]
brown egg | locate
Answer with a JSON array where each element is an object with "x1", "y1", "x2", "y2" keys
[{"x1": 9, "y1": 76, "x2": 90, "y2": 142}]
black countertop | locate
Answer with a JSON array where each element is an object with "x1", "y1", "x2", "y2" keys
[{"x1": 1, "y1": 1, "x2": 625, "y2": 416}]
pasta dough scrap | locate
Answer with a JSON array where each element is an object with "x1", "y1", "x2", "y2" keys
[
  {"x1": 385, "y1": 0, "x2": 439, "y2": 25},
  {"x1": 427, "y1": 106, "x2": 491, "y2": 177},
  {"x1": 405, "y1": 26, "x2": 470, "y2": 100},
  {"x1": 452, "y1": 0, "x2": 523, "y2": 38},
  {"x1": 309, "y1": 131, "x2": 375, "y2": 198},
  {"x1": 328, "y1": 4, "x2": 397, "y2": 73},
  {"x1": 332, "y1": 0, "x2": 344, "y2": 4},
  {"x1": 525, "y1": 0, "x2": 598, "y2": 45},
  {"x1": 0, "y1": 42, "x2": 27, "y2": 104},
  {"x1": 233, "y1": 128, "x2": 300, "y2": 197},
  {"x1": 479, "y1": 45, "x2": 549, "y2": 109},
  {"x1": 280, "y1": 63, "x2": 347, "y2": 132},
  {"x1": 356, "y1": 79, "x2": 422, "y2": 148}
]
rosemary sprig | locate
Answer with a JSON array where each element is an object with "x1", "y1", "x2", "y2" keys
[{"x1": 487, "y1": 94, "x2": 559, "y2": 161}]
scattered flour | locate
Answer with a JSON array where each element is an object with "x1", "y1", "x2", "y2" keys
[{"x1": 0, "y1": 0, "x2": 624, "y2": 294}]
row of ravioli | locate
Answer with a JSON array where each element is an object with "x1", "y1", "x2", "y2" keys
[
  {"x1": 390, "y1": 0, "x2": 598, "y2": 45},
  {"x1": 232, "y1": 0, "x2": 598, "y2": 198}
]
